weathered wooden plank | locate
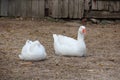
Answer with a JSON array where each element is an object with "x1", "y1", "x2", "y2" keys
[
  {"x1": 58, "y1": 0, "x2": 69, "y2": 18},
  {"x1": 112, "y1": 1, "x2": 119, "y2": 12},
  {"x1": 78, "y1": 0, "x2": 84, "y2": 18},
  {"x1": 0, "y1": 0, "x2": 1, "y2": 15},
  {"x1": 26, "y1": 0, "x2": 32, "y2": 17},
  {"x1": 92, "y1": 0, "x2": 97, "y2": 10},
  {"x1": 116, "y1": 1, "x2": 120, "y2": 11},
  {"x1": 15, "y1": 0, "x2": 21, "y2": 17},
  {"x1": 47, "y1": 0, "x2": 53, "y2": 16},
  {"x1": 45, "y1": 0, "x2": 48, "y2": 8},
  {"x1": 51, "y1": 0, "x2": 59, "y2": 18},
  {"x1": 58, "y1": 0, "x2": 68, "y2": 18},
  {"x1": 85, "y1": 0, "x2": 91, "y2": 11},
  {"x1": 87, "y1": 11, "x2": 120, "y2": 18},
  {"x1": 21, "y1": 0, "x2": 27, "y2": 17},
  {"x1": 109, "y1": 1, "x2": 115, "y2": 12},
  {"x1": 73, "y1": 0, "x2": 79, "y2": 18},
  {"x1": 0, "y1": 0, "x2": 8, "y2": 16},
  {"x1": 58, "y1": 0, "x2": 62, "y2": 18},
  {"x1": 69, "y1": 0, "x2": 74, "y2": 18},
  {"x1": 32, "y1": 0, "x2": 38, "y2": 18},
  {"x1": 104, "y1": 1, "x2": 109, "y2": 10},
  {"x1": 97, "y1": 0, "x2": 104, "y2": 10},
  {"x1": 119, "y1": 1, "x2": 120, "y2": 11},
  {"x1": 38, "y1": 0, "x2": 45, "y2": 18},
  {"x1": 109, "y1": 1, "x2": 113, "y2": 12},
  {"x1": 97, "y1": 1, "x2": 109, "y2": 11},
  {"x1": 61, "y1": 0, "x2": 68, "y2": 18},
  {"x1": 8, "y1": 0, "x2": 16, "y2": 17},
  {"x1": 109, "y1": 1, "x2": 119, "y2": 12}
]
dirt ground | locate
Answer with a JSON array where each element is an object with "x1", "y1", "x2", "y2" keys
[{"x1": 0, "y1": 18, "x2": 120, "y2": 80}]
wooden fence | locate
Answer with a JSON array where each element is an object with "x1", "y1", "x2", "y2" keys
[
  {"x1": 0, "y1": 0, "x2": 84, "y2": 19},
  {"x1": 48, "y1": 0, "x2": 84, "y2": 19},
  {"x1": 85, "y1": 0, "x2": 120, "y2": 18},
  {"x1": 0, "y1": 0, "x2": 45, "y2": 18},
  {"x1": 0, "y1": 0, "x2": 120, "y2": 19}
]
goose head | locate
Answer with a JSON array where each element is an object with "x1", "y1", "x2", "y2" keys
[
  {"x1": 26, "y1": 40, "x2": 33, "y2": 45},
  {"x1": 77, "y1": 26, "x2": 86, "y2": 40},
  {"x1": 78, "y1": 26, "x2": 86, "y2": 34}
]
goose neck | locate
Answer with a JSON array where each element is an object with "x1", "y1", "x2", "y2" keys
[{"x1": 77, "y1": 32, "x2": 84, "y2": 40}]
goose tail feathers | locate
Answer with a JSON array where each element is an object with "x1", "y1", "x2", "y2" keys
[
  {"x1": 19, "y1": 54, "x2": 24, "y2": 60},
  {"x1": 53, "y1": 34, "x2": 58, "y2": 42}
]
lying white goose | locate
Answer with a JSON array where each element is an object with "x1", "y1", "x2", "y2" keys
[
  {"x1": 53, "y1": 26, "x2": 86, "y2": 57},
  {"x1": 19, "y1": 40, "x2": 47, "y2": 60}
]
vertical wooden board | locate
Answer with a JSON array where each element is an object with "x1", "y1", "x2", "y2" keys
[
  {"x1": 78, "y1": 0, "x2": 84, "y2": 18},
  {"x1": 15, "y1": 0, "x2": 21, "y2": 17},
  {"x1": 0, "y1": 0, "x2": 1, "y2": 15},
  {"x1": 85, "y1": 0, "x2": 91, "y2": 11},
  {"x1": 109, "y1": 1, "x2": 119, "y2": 12},
  {"x1": 8, "y1": 0, "x2": 16, "y2": 17},
  {"x1": 38, "y1": 0, "x2": 45, "y2": 18},
  {"x1": 0, "y1": 0, "x2": 8, "y2": 16},
  {"x1": 60, "y1": 0, "x2": 62, "y2": 18},
  {"x1": 50, "y1": 0, "x2": 54, "y2": 17},
  {"x1": 73, "y1": 0, "x2": 79, "y2": 18},
  {"x1": 92, "y1": 0, "x2": 97, "y2": 10},
  {"x1": 116, "y1": 1, "x2": 120, "y2": 12},
  {"x1": 47, "y1": 0, "x2": 53, "y2": 16},
  {"x1": 109, "y1": 1, "x2": 112, "y2": 12},
  {"x1": 104, "y1": 1, "x2": 109, "y2": 11},
  {"x1": 32, "y1": 0, "x2": 38, "y2": 18},
  {"x1": 109, "y1": 1, "x2": 118, "y2": 12},
  {"x1": 51, "y1": 0, "x2": 59, "y2": 18},
  {"x1": 97, "y1": 1, "x2": 104, "y2": 10},
  {"x1": 21, "y1": 0, "x2": 27, "y2": 17},
  {"x1": 61, "y1": 0, "x2": 68, "y2": 18},
  {"x1": 45, "y1": 0, "x2": 49, "y2": 16},
  {"x1": 45, "y1": 0, "x2": 48, "y2": 8},
  {"x1": 113, "y1": 1, "x2": 119, "y2": 12},
  {"x1": 58, "y1": 0, "x2": 62, "y2": 18},
  {"x1": 26, "y1": 0, "x2": 32, "y2": 17},
  {"x1": 69, "y1": 0, "x2": 74, "y2": 18},
  {"x1": 97, "y1": 1, "x2": 109, "y2": 11},
  {"x1": 119, "y1": 1, "x2": 120, "y2": 11},
  {"x1": 111, "y1": 1, "x2": 115, "y2": 12},
  {"x1": 47, "y1": 0, "x2": 52, "y2": 16}
]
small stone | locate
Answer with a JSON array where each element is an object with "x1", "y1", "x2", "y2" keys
[
  {"x1": 101, "y1": 20, "x2": 114, "y2": 24},
  {"x1": 90, "y1": 18, "x2": 100, "y2": 24}
]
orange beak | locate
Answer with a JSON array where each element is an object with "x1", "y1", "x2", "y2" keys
[{"x1": 82, "y1": 29, "x2": 86, "y2": 34}]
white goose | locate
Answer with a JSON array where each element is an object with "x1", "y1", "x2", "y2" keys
[
  {"x1": 19, "y1": 40, "x2": 47, "y2": 60},
  {"x1": 53, "y1": 26, "x2": 86, "y2": 57}
]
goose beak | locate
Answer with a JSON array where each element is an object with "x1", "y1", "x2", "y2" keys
[{"x1": 82, "y1": 29, "x2": 86, "y2": 34}]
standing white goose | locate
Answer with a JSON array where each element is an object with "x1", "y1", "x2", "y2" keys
[
  {"x1": 53, "y1": 26, "x2": 86, "y2": 57},
  {"x1": 19, "y1": 40, "x2": 47, "y2": 60}
]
